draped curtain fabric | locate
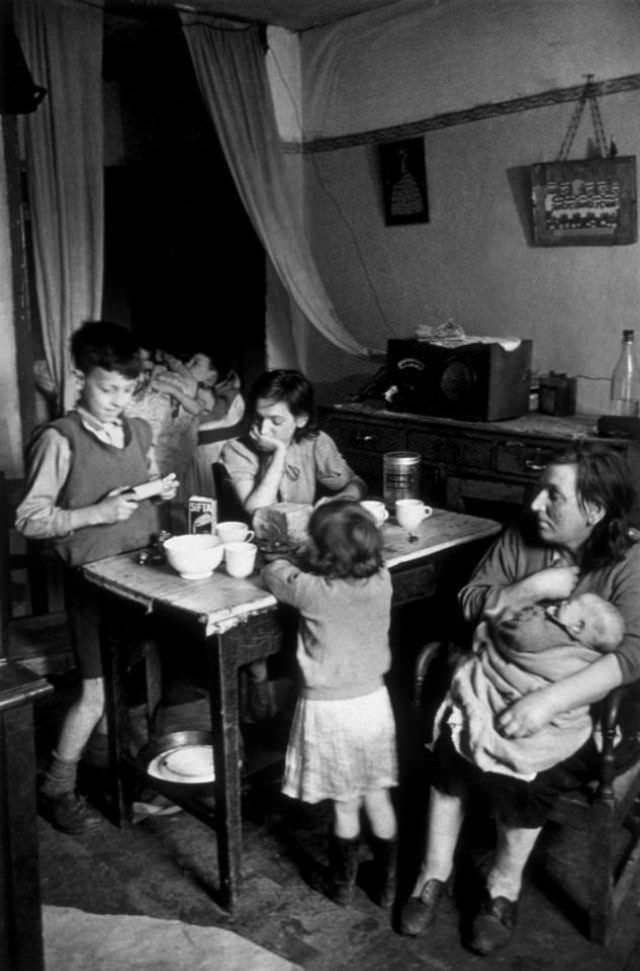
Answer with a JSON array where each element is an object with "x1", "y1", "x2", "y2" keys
[
  {"x1": 180, "y1": 19, "x2": 372, "y2": 366},
  {"x1": 15, "y1": 0, "x2": 103, "y2": 414}
]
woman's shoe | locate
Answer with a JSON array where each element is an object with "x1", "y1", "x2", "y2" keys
[
  {"x1": 469, "y1": 893, "x2": 518, "y2": 955},
  {"x1": 399, "y1": 877, "x2": 446, "y2": 936}
]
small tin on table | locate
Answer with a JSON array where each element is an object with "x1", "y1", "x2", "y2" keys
[{"x1": 187, "y1": 496, "x2": 217, "y2": 534}]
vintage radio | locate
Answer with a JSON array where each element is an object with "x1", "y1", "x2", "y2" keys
[{"x1": 386, "y1": 338, "x2": 532, "y2": 421}]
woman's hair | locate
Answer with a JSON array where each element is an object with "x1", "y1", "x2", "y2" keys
[
  {"x1": 306, "y1": 499, "x2": 383, "y2": 579},
  {"x1": 71, "y1": 321, "x2": 141, "y2": 379},
  {"x1": 248, "y1": 369, "x2": 318, "y2": 441},
  {"x1": 551, "y1": 442, "x2": 636, "y2": 568}
]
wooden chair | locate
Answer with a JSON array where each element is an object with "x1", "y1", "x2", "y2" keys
[
  {"x1": 413, "y1": 639, "x2": 640, "y2": 946},
  {"x1": 211, "y1": 461, "x2": 251, "y2": 524},
  {"x1": 0, "y1": 471, "x2": 73, "y2": 677}
]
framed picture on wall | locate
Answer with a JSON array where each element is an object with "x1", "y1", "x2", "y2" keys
[
  {"x1": 530, "y1": 156, "x2": 637, "y2": 246},
  {"x1": 379, "y1": 137, "x2": 429, "y2": 225}
]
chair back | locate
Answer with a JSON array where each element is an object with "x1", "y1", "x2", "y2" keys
[
  {"x1": 0, "y1": 470, "x2": 71, "y2": 674},
  {"x1": 212, "y1": 462, "x2": 251, "y2": 525}
]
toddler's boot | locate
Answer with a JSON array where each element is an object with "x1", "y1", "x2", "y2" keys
[
  {"x1": 328, "y1": 834, "x2": 360, "y2": 906},
  {"x1": 372, "y1": 836, "x2": 397, "y2": 908}
]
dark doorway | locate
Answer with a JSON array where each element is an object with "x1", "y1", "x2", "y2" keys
[{"x1": 102, "y1": 9, "x2": 265, "y2": 388}]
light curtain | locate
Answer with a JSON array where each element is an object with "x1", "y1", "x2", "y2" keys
[
  {"x1": 180, "y1": 19, "x2": 372, "y2": 365},
  {"x1": 15, "y1": 0, "x2": 103, "y2": 414}
]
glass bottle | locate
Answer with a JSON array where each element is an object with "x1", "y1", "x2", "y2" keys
[{"x1": 610, "y1": 329, "x2": 640, "y2": 417}]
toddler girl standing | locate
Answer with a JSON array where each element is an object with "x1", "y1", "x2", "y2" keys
[{"x1": 262, "y1": 499, "x2": 398, "y2": 907}]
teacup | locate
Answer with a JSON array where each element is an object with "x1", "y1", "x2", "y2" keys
[
  {"x1": 224, "y1": 540, "x2": 258, "y2": 579},
  {"x1": 360, "y1": 500, "x2": 389, "y2": 528},
  {"x1": 216, "y1": 521, "x2": 254, "y2": 544},
  {"x1": 395, "y1": 499, "x2": 432, "y2": 532}
]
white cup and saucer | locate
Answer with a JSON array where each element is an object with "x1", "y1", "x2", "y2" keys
[
  {"x1": 395, "y1": 498, "x2": 432, "y2": 536},
  {"x1": 360, "y1": 500, "x2": 389, "y2": 528},
  {"x1": 216, "y1": 521, "x2": 255, "y2": 544},
  {"x1": 224, "y1": 541, "x2": 258, "y2": 579}
]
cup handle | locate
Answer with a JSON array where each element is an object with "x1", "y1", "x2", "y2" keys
[
  {"x1": 245, "y1": 530, "x2": 255, "y2": 542},
  {"x1": 381, "y1": 510, "x2": 389, "y2": 522},
  {"x1": 422, "y1": 506, "x2": 433, "y2": 520}
]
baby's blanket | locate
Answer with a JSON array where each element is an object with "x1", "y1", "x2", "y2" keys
[{"x1": 436, "y1": 611, "x2": 599, "y2": 780}]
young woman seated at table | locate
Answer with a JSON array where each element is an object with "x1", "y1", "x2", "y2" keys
[{"x1": 221, "y1": 369, "x2": 366, "y2": 515}]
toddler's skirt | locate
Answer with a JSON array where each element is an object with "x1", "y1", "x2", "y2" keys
[{"x1": 282, "y1": 685, "x2": 398, "y2": 804}]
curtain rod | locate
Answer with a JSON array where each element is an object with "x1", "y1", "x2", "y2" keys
[{"x1": 283, "y1": 72, "x2": 640, "y2": 154}]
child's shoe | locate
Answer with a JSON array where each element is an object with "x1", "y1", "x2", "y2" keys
[
  {"x1": 39, "y1": 790, "x2": 103, "y2": 835},
  {"x1": 371, "y1": 836, "x2": 397, "y2": 908},
  {"x1": 328, "y1": 834, "x2": 360, "y2": 907}
]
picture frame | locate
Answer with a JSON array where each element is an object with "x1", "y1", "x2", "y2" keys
[
  {"x1": 530, "y1": 156, "x2": 637, "y2": 246},
  {"x1": 379, "y1": 137, "x2": 429, "y2": 225}
]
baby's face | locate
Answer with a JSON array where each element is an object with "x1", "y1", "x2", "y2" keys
[{"x1": 552, "y1": 595, "x2": 607, "y2": 645}]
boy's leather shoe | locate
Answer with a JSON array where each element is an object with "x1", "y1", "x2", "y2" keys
[
  {"x1": 470, "y1": 894, "x2": 518, "y2": 955},
  {"x1": 399, "y1": 878, "x2": 446, "y2": 936},
  {"x1": 39, "y1": 791, "x2": 103, "y2": 835}
]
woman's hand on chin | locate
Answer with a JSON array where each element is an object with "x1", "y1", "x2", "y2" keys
[{"x1": 249, "y1": 426, "x2": 285, "y2": 454}]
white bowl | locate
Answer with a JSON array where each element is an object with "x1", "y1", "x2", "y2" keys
[{"x1": 163, "y1": 534, "x2": 224, "y2": 579}]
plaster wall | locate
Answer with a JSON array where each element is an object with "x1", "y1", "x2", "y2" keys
[
  {"x1": 0, "y1": 122, "x2": 25, "y2": 476},
  {"x1": 289, "y1": 0, "x2": 640, "y2": 412}
]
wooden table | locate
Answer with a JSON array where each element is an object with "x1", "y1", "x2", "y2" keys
[
  {"x1": 0, "y1": 662, "x2": 53, "y2": 971},
  {"x1": 83, "y1": 507, "x2": 500, "y2": 912}
]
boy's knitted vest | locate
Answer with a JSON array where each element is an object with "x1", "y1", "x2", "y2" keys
[{"x1": 49, "y1": 412, "x2": 159, "y2": 566}]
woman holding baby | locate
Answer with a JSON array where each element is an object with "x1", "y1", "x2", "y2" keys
[{"x1": 400, "y1": 442, "x2": 640, "y2": 954}]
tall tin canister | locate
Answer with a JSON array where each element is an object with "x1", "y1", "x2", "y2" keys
[{"x1": 383, "y1": 452, "x2": 421, "y2": 506}]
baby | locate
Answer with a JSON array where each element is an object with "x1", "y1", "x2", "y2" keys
[{"x1": 436, "y1": 592, "x2": 624, "y2": 780}]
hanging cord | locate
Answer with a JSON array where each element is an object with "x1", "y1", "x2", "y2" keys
[{"x1": 556, "y1": 74, "x2": 608, "y2": 161}]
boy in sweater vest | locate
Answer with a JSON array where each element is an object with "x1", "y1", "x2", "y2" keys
[{"x1": 16, "y1": 322, "x2": 178, "y2": 834}]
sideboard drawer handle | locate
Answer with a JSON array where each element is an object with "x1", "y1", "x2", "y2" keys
[
  {"x1": 524, "y1": 459, "x2": 545, "y2": 472},
  {"x1": 354, "y1": 433, "x2": 375, "y2": 444}
]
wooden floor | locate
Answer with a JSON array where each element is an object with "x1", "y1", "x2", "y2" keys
[{"x1": 33, "y1": 674, "x2": 640, "y2": 971}]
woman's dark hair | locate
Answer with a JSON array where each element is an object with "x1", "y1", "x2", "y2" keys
[
  {"x1": 248, "y1": 369, "x2": 318, "y2": 441},
  {"x1": 306, "y1": 499, "x2": 383, "y2": 579},
  {"x1": 71, "y1": 321, "x2": 141, "y2": 379},
  {"x1": 550, "y1": 442, "x2": 635, "y2": 568}
]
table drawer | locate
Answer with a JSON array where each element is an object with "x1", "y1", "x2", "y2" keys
[
  {"x1": 392, "y1": 562, "x2": 436, "y2": 605},
  {"x1": 494, "y1": 440, "x2": 565, "y2": 480},
  {"x1": 326, "y1": 418, "x2": 405, "y2": 455}
]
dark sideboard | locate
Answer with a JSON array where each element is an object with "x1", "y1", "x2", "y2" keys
[{"x1": 321, "y1": 402, "x2": 640, "y2": 524}]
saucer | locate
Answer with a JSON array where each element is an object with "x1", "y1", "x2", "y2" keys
[
  {"x1": 178, "y1": 570, "x2": 212, "y2": 580},
  {"x1": 147, "y1": 744, "x2": 215, "y2": 785}
]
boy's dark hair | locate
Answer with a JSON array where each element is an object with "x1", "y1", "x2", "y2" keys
[
  {"x1": 71, "y1": 321, "x2": 142, "y2": 379},
  {"x1": 306, "y1": 499, "x2": 383, "y2": 579},
  {"x1": 248, "y1": 369, "x2": 318, "y2": 441},
  {"x1": 544, "y1": 442, "x2": 635, "y2": 569}
]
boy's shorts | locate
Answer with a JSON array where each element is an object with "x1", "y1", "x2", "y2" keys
[{"x1": 64, "y1": 567, "x2": 144, "y2": 679}]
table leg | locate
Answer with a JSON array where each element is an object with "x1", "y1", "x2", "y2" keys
[
  {"x1": 99, "y1": 591, "x2": 131, "y2": 827},
  {"x1": 206, "y1": 625, "x2": 244, "y2": 912}
]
